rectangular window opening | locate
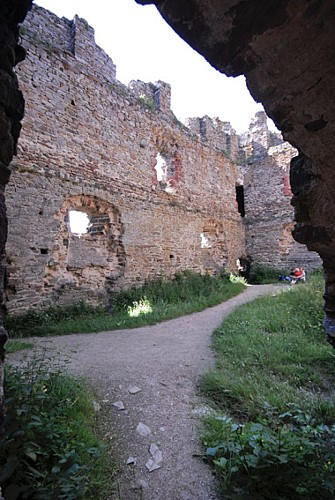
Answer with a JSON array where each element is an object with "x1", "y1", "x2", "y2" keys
[{"x1": 236, "y1": 185, "x2": 245, "y2": 217}]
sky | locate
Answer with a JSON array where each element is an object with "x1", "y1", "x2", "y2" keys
[{"x1": 34, "y1": 0, "x2": 274, "y2": 133}]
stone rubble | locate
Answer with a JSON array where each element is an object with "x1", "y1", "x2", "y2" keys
[
  {"x1": 128, "y1": 386, "x2": 142, "y2": 395},
  {"x1": 136, "y1": 422, "x2": 152, "y2": 437},
  {"x1": 112, "y1": 400, "x2": 125, "y2": 410}
]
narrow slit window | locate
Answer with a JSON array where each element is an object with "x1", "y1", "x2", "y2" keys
[{"x1": 235, "y1": 185, "x2": 245, "y2": 217}]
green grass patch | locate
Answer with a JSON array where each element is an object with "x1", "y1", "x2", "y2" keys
[
  {"x1": 201, "y1": 273, "x2": 335, "y2": 498},
  {"x1": 5, "y1": 339, "x2": 34, "y2": 353},
  {"x1": 5, "y1": 271, "x2": 246, "y2": 337},
  {"x1": 249, "y1": 262, "x2": 290, "y2": 284},
  {"x1": 0, "y1": 353, "x2": 114, "y2": 499}
]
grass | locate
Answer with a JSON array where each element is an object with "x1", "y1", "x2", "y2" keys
[
  {"x1": 201, "y1": 272, "x2": 335, "y2": 498},
  {"x1": 0, "y1": 351, "x2": 114, "y2": 499},
  {"x1": 248, "y1": 262, "x2": 291, "y2": 284},
  {"x1": 5, "y1": 339, "x2": 34, "y2": 353},
  {"x1": 5, "y1": 271, "x2": 246, "y2": 338}
]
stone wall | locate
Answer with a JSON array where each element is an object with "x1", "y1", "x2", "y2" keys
[
  {"x1": 6, "y1": 5, "x2": 321, "y2": 315},
  {"x1": 6, "y1": 5, "x2": 245, "y2": 313},
  {"x1": 241, "y1": 112, "x2": 322, "y2": 271}
]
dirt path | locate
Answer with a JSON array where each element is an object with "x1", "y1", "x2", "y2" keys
[{"x1": 9, "y1": 284, "x2": 284, "y2": 499}]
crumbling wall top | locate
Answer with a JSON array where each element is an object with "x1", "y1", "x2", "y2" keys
[{"x1": 20, "y1": 4, "x2": 117, "y2": 83}]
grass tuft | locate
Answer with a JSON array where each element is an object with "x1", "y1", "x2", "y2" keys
[
  {"x1": 201, "y1": 273, "x2": 335, "y2": 498},
  {"x1": 5, "y1": 339, "x2": 34, "y2": 353}
]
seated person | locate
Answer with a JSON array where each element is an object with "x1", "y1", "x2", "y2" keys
[{"x1": 290, "y1": 267, "x2": 306, "y2": 284}]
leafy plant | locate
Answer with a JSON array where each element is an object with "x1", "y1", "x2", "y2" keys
[
  {"x1": 127, "y1": 297, "x2": 153, "y2": 317},
  {"x1": 0, "y1": 353, "x2": 112, "y2": 499},
  {"x1": 138, "y1": 94, "x2": 156, "y2": 111},
  {"x1": 204, "y1": 403, "x2": 335, "y2": 498},
  {"x1": 228, "y1": 273, "x2": 247, "y2": 285}
]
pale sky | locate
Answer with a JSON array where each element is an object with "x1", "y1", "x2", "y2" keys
[{"x1": 34, "y1": 0, "x2": 274, "y2": 133}]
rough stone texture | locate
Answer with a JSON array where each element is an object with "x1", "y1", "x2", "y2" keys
[
  {"x1": 136, "y1": 0, "x2": 335, "y2": 339},
  {"x1": 0, "y1": 0, "x2": 32, "y2": 438},
  {"x1": 7, "y1": 5, "x2": 246, "y2": 313},
  {"x1": 5, "y1": 5, "x2": 320, "y2": 314},
  {"x1": 241, "y1": 112, "x2": 321, "y2": 271}
]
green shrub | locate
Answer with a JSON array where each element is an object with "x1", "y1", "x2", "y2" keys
[
  {"x1": 0, "y1": 354, "x2": 110, "y2": 499},
  {"x1": 205, "y1": 403, "x2": 335, "y2": 499}
]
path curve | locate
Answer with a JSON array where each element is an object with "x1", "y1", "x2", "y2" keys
[{"x1": 9, "y1": 284, "x2": 284, "y2": 499}]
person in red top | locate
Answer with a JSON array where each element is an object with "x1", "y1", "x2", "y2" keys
[{"x1": 290, "y1": 267, "x2": 306, "y2": 284}]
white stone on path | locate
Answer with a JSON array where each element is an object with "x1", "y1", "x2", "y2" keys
[
  {"x1": 128, "y1": 386, "x2": 142, "y2": 394},
  {"x1": 149, "y1": 443, "x2": 163, "y2": 464},
  {"x1": 112, "y1": 400, "x2": 125, "y2": 410},
  {"x1": 146, "y1": 458, "x2": 161, "y2": 472},
  {"x1": 136, "y1": 422, "x2": 151, "y2": 436},
  {"x1": 92, "y1": 401, "x2": 101, "y2": 412}
]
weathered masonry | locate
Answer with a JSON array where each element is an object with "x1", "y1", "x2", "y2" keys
[
  {"x1": 6, "y1": 5, "x2": 245, "y2": 313},
  {"x1": 240, "y1": 113, "x2": 321, "y2": 271},
  {"x1": 6, "y1": 5, "x2": 320, "y2": 314}
]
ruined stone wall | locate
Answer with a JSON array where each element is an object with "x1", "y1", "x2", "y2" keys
[
  {"x1": 187, "y1": 116, "x2": 240, "y2": 163},
  {"x1": 242, "y1": 112, "x2": 321, "y2": 271},
  {"x1": 6, "y1": 5, "x2": 245, "y2": 313}
]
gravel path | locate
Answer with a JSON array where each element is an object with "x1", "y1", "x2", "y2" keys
[{"x1": 9, "y1": 284, "x2": 284, "y2": 499}]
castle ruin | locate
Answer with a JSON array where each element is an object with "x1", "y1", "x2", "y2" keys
[{"x1": 5, "y1": 5, "x2": 320, "y2": 314}]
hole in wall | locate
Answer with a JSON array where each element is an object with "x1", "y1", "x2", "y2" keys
[
  {"x1": 154, "y1": 152, "x2": 177, "y2": 194},
  {"x1": 40, "y1": 248, "x2": 49, "y2": 254},
  {"x1": 68, "y1": 210, "x2": 90, "y2": 236},
  {"x1": 200, "y1": 232, "x2": 212, "y2": 248},
  {"x1": 235, "y1": 185, "x2": 245, "y2": 217}
]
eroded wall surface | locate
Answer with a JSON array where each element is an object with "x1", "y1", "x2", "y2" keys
[
  {"x1": 6, "y1": 5, "x2": 245, "y2": 313},
  {"x1": 242, "y1": 112, "x2": 321, "y2": 271}
]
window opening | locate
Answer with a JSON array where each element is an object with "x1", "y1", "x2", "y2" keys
[
  {"x1": 154, "y1": 152, "x2": 177, "y2": 194},
  {"x1": 155, "y1": 153, "x2": 167, "y2": 183},
  {"x1": 200, "y1": 233, "x2": 212, "y2": 249},
  {"x1": 68, "y1": 210, "x2": 90, "y2": 236},
  {"x1": 235, "y1": 185, "x2": 245, "y2": 217}
]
